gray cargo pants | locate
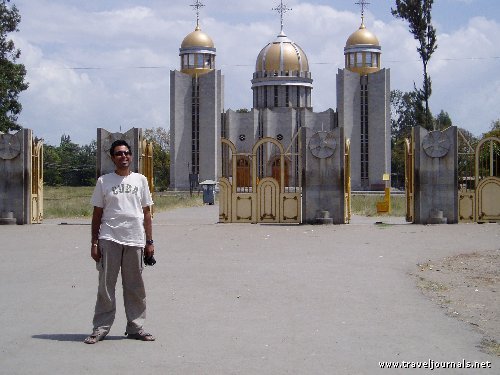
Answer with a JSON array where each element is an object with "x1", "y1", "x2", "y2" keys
[{"x1": 92, "y1": 239, "x2": 146, "y2": 335}]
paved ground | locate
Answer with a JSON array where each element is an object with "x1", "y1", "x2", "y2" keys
[{"x1": 0, "y1": 205, "x2": 498, "y2": 374}]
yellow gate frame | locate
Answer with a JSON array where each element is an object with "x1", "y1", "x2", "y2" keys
[
  {"x1": 219, "y1": 137, "x2": 301, "y2": 223},
  {"x1": 404, "y1": 135, "x2": 415, "y2": 223},
  {"x1": 474, "y1": 136, "x2": 500, "y2": 223},
  {"x1": 31, "y1": 139, "x2": 44, "y2": 223},
  {"x1": 344, "y1": 139, "x2": 351, "y2": 223}
]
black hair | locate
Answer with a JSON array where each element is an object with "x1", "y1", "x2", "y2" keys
[{"x1": 109, "y1": 140, "x2": 131, "y2": 156}]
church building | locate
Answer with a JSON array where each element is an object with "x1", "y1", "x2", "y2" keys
[{"x1": 170, "y1": 1, "x2": 390, "y2": 191}]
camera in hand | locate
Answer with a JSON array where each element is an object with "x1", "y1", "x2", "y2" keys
[{"x1": 144, "y1": 255, "x2": 156, "y2": 266}]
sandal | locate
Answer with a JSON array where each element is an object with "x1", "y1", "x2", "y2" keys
[
  {"x1": 125, "y1": 329, "x2": 156, "y2": 341},
  {"x1": 84, "y1": 330, "x2": 107, "y2": 344}
]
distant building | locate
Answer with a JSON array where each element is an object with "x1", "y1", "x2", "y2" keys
[
  {"x1": 337, "y1": 16, "x2": 391, "y2": 190},
  {"x1": 170, "y1": 3, "x2": 390, "y2": 191}
]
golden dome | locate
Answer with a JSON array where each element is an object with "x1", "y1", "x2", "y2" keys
[
  {"x1": 256, "y1": 32, "x2": 309, "y2": 73},
  {"x1": 181, "y1": 26, "x2": 214, "y2": 49},
  {"x1": 346, "y1": 23, "x2": 379, "y2": 47}
]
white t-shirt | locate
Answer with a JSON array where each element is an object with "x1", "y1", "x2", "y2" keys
[{"x1": 91, "y1": 172, "x2": 154, "y2": 247}]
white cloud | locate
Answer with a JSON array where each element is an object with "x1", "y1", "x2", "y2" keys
[{"x1": 12, "y1": 0, "x2": 500, "y2": 145}]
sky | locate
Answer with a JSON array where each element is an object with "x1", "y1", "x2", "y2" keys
[{"x1": 8, "y1": 0, "x2": 500, "y2": 146}]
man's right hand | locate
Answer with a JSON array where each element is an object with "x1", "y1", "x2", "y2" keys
[{"x1": 91, "y1": 244, "x2": 101, "y2": 262}]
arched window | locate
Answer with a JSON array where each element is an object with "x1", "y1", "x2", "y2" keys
[
  {"x1": 236, "y1": 157, "x2": 251, "y2": 188},
  {"x1": 271, "y1": 158, "x2": 289, "y2": 187}
]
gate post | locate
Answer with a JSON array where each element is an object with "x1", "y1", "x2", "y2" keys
[
  {"x1": 96, "y1": 128, "x2": 142, "y2": 177},
  {"x1": 302, "y1": 127, "x2": 346, "y2": 224},
  {"x1": 413, "y1": 126, "x2": 458, "y2": 224},
  {"x1": 0, "y1": 129, "x2": 42, "y2": 224}
]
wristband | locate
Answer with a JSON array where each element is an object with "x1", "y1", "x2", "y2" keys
[{"x1": 146, "y1": 239, "x2": 154, "y2": 245}]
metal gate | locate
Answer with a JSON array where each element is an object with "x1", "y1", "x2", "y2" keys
[
  {"x1": 219, "y1": 135, "x2": 302, "y2": 224},
  {"x1": 404, "y1": 134, "x2": 415, "y2": 223},
  {"x1": 457, "y1": 130, "x2": 475, "y2": 222},
  {"x1": 457, "y1": 135, "x2": 499, "y2": 223},
  {"x1": 344, "y1": 139, "x2": 351, "y2": 223},
  {"x1": 31, "y1": 138, "x2": 44, "y2": 223},
  {"x1": 140, "y1": 140, "x2": 154, "y2": 194},
  {"x1": 475, "y1": 137, "x2": 500, "y2": 222}
]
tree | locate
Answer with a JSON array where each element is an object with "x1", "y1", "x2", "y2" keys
[
  {"x1": 43, "y1": 145, "x2": 63, "y2": 186},
  {"x1": 434, "y1": 110, "x2": 452, "y2": 130},
  {"x1": 0, "y1": 0, "x2": 28, "y2": 133},
  {"x1": 43, "y1": 136, "x2": 96, "y2": 186},
  {"x1": 390, "y1": 89, "x2": 437, "y2": 188},
  {"x1": 391, "y1": 89, "x2": 425, "y2": 141},
  {"x1": 392, "y1": 0, "x2": 437, "y2": 129},
  {"x1": 482, "y1": 119, "x2": 500, "y2": 139}
]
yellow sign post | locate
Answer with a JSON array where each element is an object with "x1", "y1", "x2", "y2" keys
[{"x1": 376, "y1": 173, "x2": 391, "y2": 214}]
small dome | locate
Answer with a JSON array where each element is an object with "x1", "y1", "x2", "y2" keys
[
  {"x1": 181, "y1": 26, "x2": 214, "y2": 49},
  {"x1": 346, "y1": 23, "x2": 379, "y2": 47},
  {"x1": 256, "y1": 32, "x2": 309, "y2": 73}
]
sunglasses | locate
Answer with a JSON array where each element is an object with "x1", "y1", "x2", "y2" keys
[{"x1": 114, "y1": 151, "x2": 131, "y2": 156}]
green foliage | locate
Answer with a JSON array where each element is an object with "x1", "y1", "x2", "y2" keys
[
  {"x1": 482, "y1": 119, "x2": 500, "y2": 139},
  {"x1": 392, "y1": 0, "x2": 437, "y2": 129},
  {"x1": 143, "y1": 127, "x2": 170, "y2": 190},
  {"x1": 434, "y1": 110, "x2": 452, "y2": 130},
  {"x1": 0, "y1": 0, "x2": 28, "y2": 133},
  {"x1": 391, "y1": 89, "x2": 429, "y2": 141},
  {"x1": 43, "y1": 135, "x2": 96, "y2": 186},
  {"x1": 236, "y1": 108, "x2": 250, "y2": 113},
  {"x1": 390, "y1": 89, "x2": 454, "y2": 189},
  {"x1": 390, "y1": 89, "x2": 432, "y2": 188}
]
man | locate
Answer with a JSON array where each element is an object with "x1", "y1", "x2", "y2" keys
[{"x1": 84, "y1": 140, "x2": 155, "y2": 344}]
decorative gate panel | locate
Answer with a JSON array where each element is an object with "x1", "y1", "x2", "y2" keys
[
  {"x1": 344, "y1": 139, "x2": 351, "y2": 224},
  {"x1": 219, "y1": 136, "x2": 301, "y2": 223},
  {"x1": 475, "y1": 137, "x2": 500, "y2": 223},
  {"x1": 458, "y1": 129, "x2": 475, "y2": 222},
  {"x1": 404, "y1": 136, "x2": 414, "y2": 222},
  {"x1": 257, "y1": 177, "x2": 279, "y2": 222},
  {"x1": 476, "y1": 178, "x2": 500, "y2": 221},
  {"x1": 233, "y1": 194, "x2": 254, "y2": 222},
  {"x1": 140, "y1": 140, "x2": 154, "y2": 194},
  {"x1": 457, "y1": 135, "x2": 499, "y2": 223},
  {"x1": 31, "y1": 139, "x2": 43, "y2": 223},
  {"x1": 218, "y1": 177, "x2": 232, "y2": 223},
  {"x1": 458, "y1": 192, "x2": 474, "y2": 222}
]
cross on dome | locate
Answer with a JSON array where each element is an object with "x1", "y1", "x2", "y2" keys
[
  {"x1": 190, "y1": 0, "x2": 205, "y2": 28},
  {"x1": 355, "y1": 0, "x2": 370, "y2": 25},
  {"x1": 272, "y1": 1, "x2": 292, "y2": 33}
]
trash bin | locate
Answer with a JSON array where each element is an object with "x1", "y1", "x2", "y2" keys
[{"x1": 199, "y1": 180, "x2": 217, "y2": 205}]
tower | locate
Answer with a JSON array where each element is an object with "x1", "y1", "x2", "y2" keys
[
  {"x1": 251, "y1": 1, "x2": 312, "y2": 109},
  {"x1": 336, "y1": 1, "x2": 391, "y2": 190},
  {"x1": 170, "y1": 1, "x2": 223, "y2": 190}
]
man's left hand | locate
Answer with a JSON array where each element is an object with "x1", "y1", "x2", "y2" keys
[{"x1": 145, "y1": 243, "x2": 154, "y2": 257}]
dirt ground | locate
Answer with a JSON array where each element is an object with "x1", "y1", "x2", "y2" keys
[{"x1": 413, "y1": 249, "x2": 500, "y2": 356}]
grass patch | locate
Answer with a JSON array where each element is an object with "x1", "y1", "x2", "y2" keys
[
  {"x1": 43, "y1": 186, "x2": 405, "y2": 219},
  {"x1": 44, "y1": 186, "x2": 94, "y2": 218},
  {"x1": 351, "y1": 194, "x2": 405, "y2": 217},
  {"x1": 153, "y1": 192, "x2": 204, "y2": 212},
  {"x1": 43, "y1": 186, "x2": 203, "y2": 218}
]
